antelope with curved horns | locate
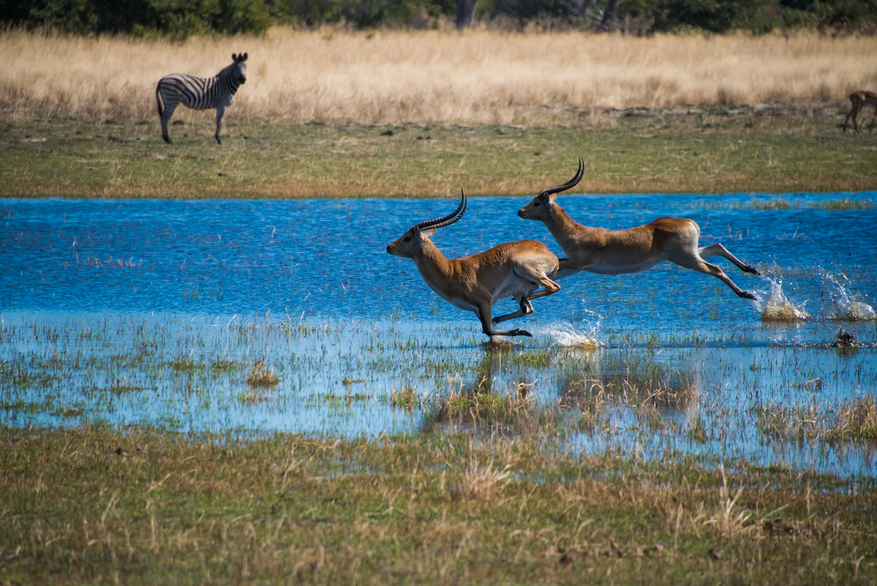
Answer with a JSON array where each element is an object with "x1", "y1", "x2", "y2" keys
[
  {"x1": 387, "y1": 190, "x2": 561, "y2": 339},
  {"x1": 518, "y1": 159, "x2": 761, "y2": 300}
]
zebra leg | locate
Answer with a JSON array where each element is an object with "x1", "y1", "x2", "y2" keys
[
  {"x1": 214, "y1": 106, "x2": 226, "y2": 145},
  {"x1": 159, "y1": 101, "x2": 178, "y2": 144}
]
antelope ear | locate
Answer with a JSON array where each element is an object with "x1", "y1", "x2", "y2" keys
[
  {"x1": 542, "y1": 192, "x2": 558, "y2": 205},
  {"x1": 419, "y1": 227, "x2": 436, "y2": 240}
]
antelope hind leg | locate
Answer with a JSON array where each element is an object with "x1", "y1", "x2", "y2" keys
[
  {"x1": 699, "y1": 243, "x2": 760, "y2": 275},
  {"x1": 673, "y1": 256, "x2": 758, "y2": 300}
]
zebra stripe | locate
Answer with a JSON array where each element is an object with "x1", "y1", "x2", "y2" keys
[{"x1": 156, "y1": 52, "x2": 248, "y2": 145}]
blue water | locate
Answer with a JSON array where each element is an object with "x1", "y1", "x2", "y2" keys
[
  {"x1": 1, "y1": 193, "x2": 876, "y2": 478},
  {"x1": 2, "y1": 194, "x2": 875, "y2": 333}
]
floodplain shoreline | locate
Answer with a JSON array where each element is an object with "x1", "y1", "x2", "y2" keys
[{"x1": 2, "y1": 105, "x2": 877, "y2": 199}]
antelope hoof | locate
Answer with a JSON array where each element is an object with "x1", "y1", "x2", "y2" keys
[
  {"x1": 509, "y1": 329, "x2": 532, "y2": 338},
  {"x1": 162, "y1": 136, "x2": 172, "y2": 144},
  {"x1": 744, "y1": 265, "x2": 761, "y2": 276},
  {"x1": 741, "y1": 291, "x2": 758, "y2": 301},
  {"x1": 215, "y1": 136, "x2": 223, "y2": 145}
]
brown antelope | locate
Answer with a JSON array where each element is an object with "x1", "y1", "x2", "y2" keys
[
  {"x1": 387, "y1": 190, "x2": 561, "y2": 339},
  {"x1": 843, "y1": 90, "x2": 877, "y2": 133},
  {"x1": 518, "y1": 159, "x2": 760, "y2": 300}
]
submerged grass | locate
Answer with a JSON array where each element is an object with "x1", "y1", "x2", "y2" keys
[
  {"x1": 0, "y1": 426, "x2": 875, "y2": 585},
  {"x1": 756, "y1": 395, "x2": 877, "y2": 443},
  {"x1": 245, "y1": 358, "x2": 280, "y2": 387},
  {"x1": 717, "y1": 197, "x2": 875, "y2": 211},
  {"x1": 1, "y1": 306, "x2": 876, "y2": 582}
]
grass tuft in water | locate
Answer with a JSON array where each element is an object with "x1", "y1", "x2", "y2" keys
[
  {"x1": 811, "y1": 198, "x2": 874, "y2": 211},
  {"x1": 755, "y1": 395, "x2": 877, "y2": 444},
  {"x1": 389, "y1": 384, "x2": 419, "y2": 410},
  {"x1": 245, "y1": 359, "x2": 279, "y2": 387}
]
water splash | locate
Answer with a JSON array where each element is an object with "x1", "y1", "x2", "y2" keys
[
  {"x1": 823, "y1": 272, "x2": 877, "y2": 321},
  {"x1": 758, "y1": 278, "x2": 810, "y2": 322},
  {"x1": 545, "y1": 309, "x2": 602, "y2": 349}
]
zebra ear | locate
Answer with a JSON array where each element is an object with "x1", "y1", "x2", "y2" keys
[
  {"x1": 232, "y1": 53, "x2": 237, "y2": 61},
  {"x1": 241, "y1": 52, "x2": 248, "y2": 62}
]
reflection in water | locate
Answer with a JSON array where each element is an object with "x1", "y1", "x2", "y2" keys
[{"x1": 1, "y1": 193, "x2": 877, "y2": 478}]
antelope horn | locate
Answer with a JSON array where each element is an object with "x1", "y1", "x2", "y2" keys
[
  {"x1": 537, "y1": 158, "x2": 585, "y2": 198},
  {"x1": 415, "y1": 189, "x2": 467, "y2": 231}
]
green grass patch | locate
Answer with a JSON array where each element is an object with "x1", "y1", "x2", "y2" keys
[
  {"x1": 2, "y1": 104, "x2": 876, "y2": 199},
  {"x1": 0, "y1": 426, "x2": 875, "y2": 585}
]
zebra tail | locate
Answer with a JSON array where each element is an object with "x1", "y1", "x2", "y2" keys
[{"x1": 156, "y1": 83, "x2": 164, "y2": 117}]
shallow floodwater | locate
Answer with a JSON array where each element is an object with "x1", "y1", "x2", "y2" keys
[{"x1": 1, "y1": 194, "x2": 876, "y2": 478}]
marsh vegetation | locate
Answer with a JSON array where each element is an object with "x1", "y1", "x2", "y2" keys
[{"x1": 2, "y1": 26, "x2": 877, "y2": 585}]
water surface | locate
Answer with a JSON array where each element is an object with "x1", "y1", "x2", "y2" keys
[{"x1": 1, "y1": 193, "x2": 876, "y2": 478}]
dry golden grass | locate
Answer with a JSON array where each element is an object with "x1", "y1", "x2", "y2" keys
[{"x1": 3, "y1": 27, "x2": 877, "y2": 126}]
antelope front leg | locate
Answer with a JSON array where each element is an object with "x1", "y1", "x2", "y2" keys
[
  {"x1": 477, "y1": 305, "x2": 532, "y2": 339},
  {"x1": 844, "y1": 105, "x2": 859, "y2": 133},
  {"x1": 492, "y1": 297, "x2": 534, "y2": 325}
]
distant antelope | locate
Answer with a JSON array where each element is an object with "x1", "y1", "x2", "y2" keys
[
  {"x1": 518, "y1": 159, "x2": 760, "y2": 300},
  {"x1": 387, "y1": 190, "x2": 561, "y2": 339},
  {"x1": 156, "y1": 53, "x2": 248, "y2": 144},
  {"x1": 843, "y1": 90, "x2": 877, "y2": 133}
]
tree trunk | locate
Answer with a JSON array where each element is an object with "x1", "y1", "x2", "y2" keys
[
  {"x1": 455, "y1": 0, "x2": 478, "y2": 28},
  {"x1": 600, "y1": 0, "x2": 619, "y2": 30}
]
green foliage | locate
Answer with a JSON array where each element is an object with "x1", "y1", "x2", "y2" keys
[
  {"x1": 1, "y1": 0, "x2": 876, "y2": 33},
  {"x1": 489, "y1": 0, "x2": 582, "y2": 22},
  {"x1": 618, "y1": 0, "x2": 877, "y2": 34},
  {"x1": 5, "y1": 0, "x2": 272, "y2": 38},
  {"x1": 262, "y1": 0, "x2": 455, "y2": 28}
]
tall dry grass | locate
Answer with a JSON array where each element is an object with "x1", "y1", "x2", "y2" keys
[{"x1": 3, "y1": 27, "x2": 877, "y2": 126}]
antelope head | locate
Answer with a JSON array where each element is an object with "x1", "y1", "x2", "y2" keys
[
  {"x1": 518, "y1": 158, "x2": 585, "y2": 221},
  {"x1": 387, "y1": 190, "x2": 467, "y2": 259}
]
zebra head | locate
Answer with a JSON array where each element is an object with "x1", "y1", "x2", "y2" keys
[{"x1": 231, "y1": 53, "x2": 248, "y2": 85}]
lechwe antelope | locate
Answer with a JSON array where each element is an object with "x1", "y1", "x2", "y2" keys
[
  {"x1": 843, "y1": 90, "x2": 877, "y2": 133},
  {"x1": 387, "y1": 190, "x2": 561, "y2": 339},
  {"x1": 518, "y1": 159, "x2": 761, "y2": 300}
]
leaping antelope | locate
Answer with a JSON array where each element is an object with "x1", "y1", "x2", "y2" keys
[
  {"x1": 843, "y1": 90, "x2": 877, "y2": 133},
  {"x1": 387, "y1": 190, "x2": 561, "y2": 340},
  {"x1": 518, "y1": 159, "x2": 760, "y2": 300}
]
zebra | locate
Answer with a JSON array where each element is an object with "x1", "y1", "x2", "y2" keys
[{"x1": 155, "y1": 52, "x2": 248, "y2": 145}]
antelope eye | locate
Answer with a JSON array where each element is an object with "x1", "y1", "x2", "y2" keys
[{"x1": 404, "y1": 236, "x2": 412, "y2": 242}]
